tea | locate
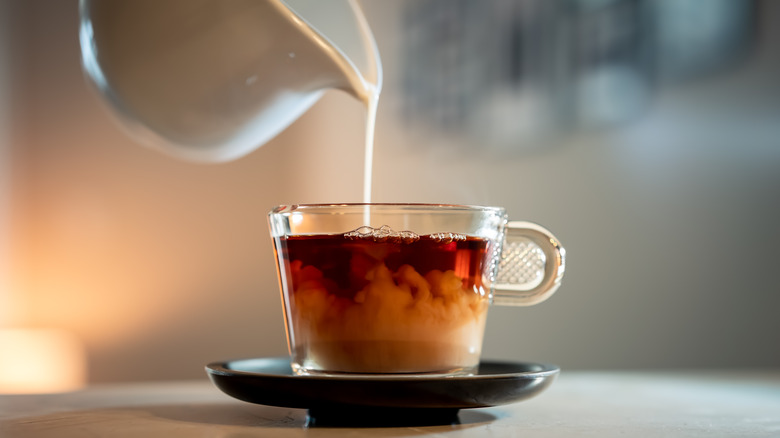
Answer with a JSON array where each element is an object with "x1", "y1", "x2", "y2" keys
[{"x1": 273, "y1": 228, "x2": 492, "y2": 374}]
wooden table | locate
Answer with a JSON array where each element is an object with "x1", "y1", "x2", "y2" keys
[{"x1": 2, "y1": 370, "x2": 779, "y2": 437}]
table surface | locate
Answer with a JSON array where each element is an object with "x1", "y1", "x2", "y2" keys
[{"x1": 1, "y1": 370, "x2": 779, "y2": 437}]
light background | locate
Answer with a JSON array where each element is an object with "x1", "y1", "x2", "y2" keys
[{"x1": 1, "y1": 0, "x2": 779, "y2": 383}]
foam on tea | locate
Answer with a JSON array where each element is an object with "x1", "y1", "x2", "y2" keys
[{"x1": 274, "y1": 226, "x2": 491, "y2": 374}]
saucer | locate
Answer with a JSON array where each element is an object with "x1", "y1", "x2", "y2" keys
[{"x1": 206, "y1": 357, "x2": 559, "y2": 425}]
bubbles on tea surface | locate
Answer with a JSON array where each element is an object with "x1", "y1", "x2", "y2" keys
[
  {"x1": 344, "y1": 225, "x2": 419, "y2": 243},
  {"x1": 429, "y1": 232, "x2": 467, "y2": 244},
  {"x1": 344, "y1": 226, "x2": 467, "y2": 244}
]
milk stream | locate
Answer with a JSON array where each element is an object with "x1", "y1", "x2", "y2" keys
[
  {"x1": 341, "y1": 0, "x2": 382, "y2": 221},
  {"x1": 363, "y1": 93, "x2": 379, "y2": 204},
  {"x1": 360, "y1": 94, "x2": 378, "y2": 224}
]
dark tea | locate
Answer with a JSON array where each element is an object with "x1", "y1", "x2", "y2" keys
[{"x1": 272, "y1": 226, "x2": 493, "y2": 374}]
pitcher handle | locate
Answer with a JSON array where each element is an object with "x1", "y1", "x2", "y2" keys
[{"x1": 492, "y1": 221, "x2": 566, "y2": 306}]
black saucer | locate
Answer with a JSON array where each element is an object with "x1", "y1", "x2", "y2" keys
[{"x1": 206, "y1": 357, "x2": 558, "y2": 426}]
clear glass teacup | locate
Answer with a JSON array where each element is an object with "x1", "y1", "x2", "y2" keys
[{"x1": 268, "y1": 204, "x2": 565, "y2": 376}]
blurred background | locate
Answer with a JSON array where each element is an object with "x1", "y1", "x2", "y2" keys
[{"x1": 1, "y1": 0, "x2": 779, "y2": 389}]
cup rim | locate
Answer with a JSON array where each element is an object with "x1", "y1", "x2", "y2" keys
[{"x1": 270, "y1": 203, "x2": 506, "y2": 215}]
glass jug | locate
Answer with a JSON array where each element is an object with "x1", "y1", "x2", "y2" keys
[{"x1": 79, "y1": 0, "x2": 382, "y2": 162}]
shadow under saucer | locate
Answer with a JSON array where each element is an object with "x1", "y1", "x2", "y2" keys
[{"x1": 305, "y1": 406, "x2": 499, "y2": 427}]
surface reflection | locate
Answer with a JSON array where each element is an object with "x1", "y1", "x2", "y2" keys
[{"x1": 1, "y1": 403, "x2": 499, "y2": 437}]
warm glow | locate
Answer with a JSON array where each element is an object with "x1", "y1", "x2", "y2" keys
[{"x1": 0, "y1": 328, "x2": 87, "y2": 394}]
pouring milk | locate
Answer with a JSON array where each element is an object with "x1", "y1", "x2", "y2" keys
[{"x1": 79, "y1": 0, "x2": 381, "y2": 202}]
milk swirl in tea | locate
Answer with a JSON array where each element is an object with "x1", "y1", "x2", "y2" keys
[{"x1": 274, "y1": 226, "x2": 492, "y2": 374}]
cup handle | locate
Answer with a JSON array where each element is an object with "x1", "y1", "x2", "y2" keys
[{"x1": 492, "y1": 221, "x2": 566, "y2": 306}]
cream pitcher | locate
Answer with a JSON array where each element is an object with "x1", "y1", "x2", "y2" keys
[{"x1": 79, "y1": 0, "x2": 382, "y2": 162}]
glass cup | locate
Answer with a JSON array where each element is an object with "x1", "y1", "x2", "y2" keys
[{"x1": 268, "y1": 204, "x2": 566, "y2": 376}]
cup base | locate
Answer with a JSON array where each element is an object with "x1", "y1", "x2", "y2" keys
[{"x1": 291, "y1": 363, "x2": 478, "y2": 378}]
